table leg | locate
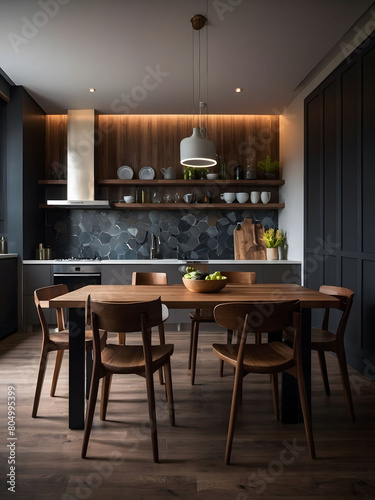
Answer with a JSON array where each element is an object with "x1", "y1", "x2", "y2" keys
[
  {"x1": 68, "y1": 307, "x2": 85, "y2": 430},
  {"x1": 281, "y1": 308, "x2": 311, "y2": 424}
]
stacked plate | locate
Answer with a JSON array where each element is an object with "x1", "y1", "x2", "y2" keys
[
  {"x1": 139, "y1": 166, "x2": 155, "y2": 179},
  {"x1": 117, "y1": 166, "x2": 134, "y2": 179}
]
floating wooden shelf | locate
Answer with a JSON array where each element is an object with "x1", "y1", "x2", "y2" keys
[
  {"x1": 39, "y1": 202, "x2": 284, "y2": 210},
  {"x1": 109, "y1": 202, "x2": 285, "y2": 210},
  {"x1": 38, "y1": 179, "x2": 67, "y2": 185},
  {"x1": 38, "y1": 179, "x2": 285, "y2": 186},
  {"x1": 97, "y1": 179, "x2": 285, "y2": 186}
]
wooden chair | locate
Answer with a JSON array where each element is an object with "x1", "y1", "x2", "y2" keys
[
  {"x1": 132, "y1": 272, "x2": 168, "y2": 285},
  {"x1": 188, "y1": 271, "x2": 256, "y2": 384},
  {"x1": 32, "y1": 284, "x2": 94, "y2": 418},
  {"x1": 81, "y1": 297, "x2": 175, "y2": 462},
  {"x1": 117, "y1": 272, "x2": 169, "y2": 386},
  {"x1": 213, "y1": 300, "x2": 316, "y2": 464},
  {"x1": 285, "y1": 285, "x2": 355, "y2": 422},
  {"x1": 117, "y1": 272, "x2": 168, "y2": 345}
]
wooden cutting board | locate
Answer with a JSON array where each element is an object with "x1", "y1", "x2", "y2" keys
[{"x1": 234, "y1": 218, "x2": 267, "y2": 260}]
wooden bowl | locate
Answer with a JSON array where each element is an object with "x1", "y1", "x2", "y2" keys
[{"x1": 182, "y1": 277, "x2": 227, "y2": 293}]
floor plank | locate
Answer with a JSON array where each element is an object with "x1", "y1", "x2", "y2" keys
[{"x1": 0, "y1": 328, "x2": 374, "y2": 499}]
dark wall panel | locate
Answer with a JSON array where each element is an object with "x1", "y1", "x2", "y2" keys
[
  {"x1": 362, "y1": 260, "x2": 375, "y2": 354},
  {"x1": 341, "y1": 64, "x2": 359, "y2": 254},
  {"x1": 324, "y1": 254, "x2": 337, "y2": 286},
  {"x1": 362, "y1": 46, "x2": 375, "y2": 253},
  {"x1": 323, "y1": 81, "x2": 338, "y2": 247},
  {"x1": 305, "y1": 33, "x2": 375, "y2": 374},
  {"x1": 305, "y1": 95, "x2": 322, "y2": 249},
  {"x1": 341, "y1": 257, "x2": 359, "y2": 347}
]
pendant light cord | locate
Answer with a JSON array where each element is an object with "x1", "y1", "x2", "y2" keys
[
  {"x1": 192, "y1": 22, "x2": 195, "y2": 117},
  {"x1": 198, "y1": 27, "x2": 202, "y2": 130}
]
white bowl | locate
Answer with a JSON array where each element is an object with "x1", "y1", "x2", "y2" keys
[
  {"x1": 207, "y1": 173, "x2": 219, "y2": 180},
  {"x1": 123, "y1": 196, "x2": 135, "y2": 203},
  {"x1": 236, "y1": 192, "x2": 249, "y2": 203},
  {"x1": 220, "y1": 192, "x2": 236, "y2": 203}
]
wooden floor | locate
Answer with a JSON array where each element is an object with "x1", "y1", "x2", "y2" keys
[{"x1": 0, "y1": 327, "x2": 374, "y2": 500}]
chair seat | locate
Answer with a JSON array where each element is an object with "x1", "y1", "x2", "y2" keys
[
  {"x1": 49, "y1": 327, "x2": 94, "y2": 346},
  {"x1": 212, "y1": 341, "x2": 294, "y2": 374},
  {"x1": 102, "y1": 343, "x2": 174, "y2": 374},
  {"x1": 311, "y1": 327, "x2": 337, "y2": 347},
  {"x1": 284, "y1": 325, "x2": 337, "y2": 349}
]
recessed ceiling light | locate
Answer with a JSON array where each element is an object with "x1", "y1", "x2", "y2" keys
[
  {"x1": 89, "y1": 88, "x2": 96, "y2": 93},
  {"x1": 235, "y1": 88, "x2": 243, "y2": 93}
]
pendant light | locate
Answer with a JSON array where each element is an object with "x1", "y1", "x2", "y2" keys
[{"x1": 180, "y1": 13, "x2": 217, "y2": 168}]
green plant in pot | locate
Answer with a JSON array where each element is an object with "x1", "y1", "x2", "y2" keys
[
  {"x1": 257, "y1": 155, "x2": 279, "y2": 180},
  {"x1": 262, "y1": 228, "x2": 285, "y2": 260}
]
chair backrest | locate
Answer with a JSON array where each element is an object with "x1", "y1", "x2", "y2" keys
[
  {"x1": 34, "y1": 284, "x2": 69, "y2": 338},
  {"x1": 132, "y1": 272, "x2": 168, "y2": 285},
  {"x1": 90, "y1": 297, "x2": 165, "y2": 363},
  {"x1": 319, "y1": 285, "x2": 354, "y2": 341},
  {"x1": 214, "y1": 300, "x2": 301, "y2": 362},
  {"x1": 220, "y1": 271, "x2": 256, "y2": 284},
  {"x1": 214, "y1": 300, "x2": 300, "y2": 334}
]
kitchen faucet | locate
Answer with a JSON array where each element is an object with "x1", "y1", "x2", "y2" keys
[{"x1": 150, "y1": 233, "x2": 161, "y2": 259}]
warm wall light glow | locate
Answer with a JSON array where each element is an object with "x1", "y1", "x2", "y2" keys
[
  {"x1": 235, "y1": 88, "x2": 243, "y2": 93},
  {"x1": 89, "y1": 88, "x2": 96, "y2": 93}
]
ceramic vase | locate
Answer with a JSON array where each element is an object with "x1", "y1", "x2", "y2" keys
[{"x1": 266, "y1": 247, "x2": 278, "y2": 260}]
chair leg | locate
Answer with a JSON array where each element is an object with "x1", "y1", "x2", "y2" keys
[
  {"x1": 85, "y1": 347, "x2": 93, "y2": 400},
  {"x1": 50, "y1": 350, "x2": 64, "y2": 397},
  {"x1": 225, "y1": 366, "x2": 243, "y2": 465},
  {"x1": 296, "y1": 370, "x2": 316, "y2": 459},
  {"x1": 81, "y1": 371, "x2": 101, "y2": 459},
  {"x1": 337, "y1": 348, "x2": 355, "y2": 423},
  {"x1": 32, "y1": 347, "x2": 50, "y2": 418},
  {"x1": 317, "y1": 350, "x2": 330, "y2": 396},
  {"x1": 220, "y1": 329, "x2": 234, "y2": 377},
  {"x1": 271, "y1": 373, "x2": 280, "y2": 420},
  {"x1": 188, "y1": 320, "x2": 195, "y2": 369},
  {"x1": 100, "y1": 374, "x2": 113, "y2": 421},
  {"x1": 117, "y1": 332, "x2": 126, "y2": 345},
  {"x1": 157, "y1": 324, "x2": 165, "y2": 385},
  {"x1": 190, "y1": 320, "x2": 200, "y2": 385},
  {"x1": 163, "y1": 359, "x2": 175, "y2": 426},
  {"x1": 145, "y1": 370, "x2": 159, "y2": 463}
]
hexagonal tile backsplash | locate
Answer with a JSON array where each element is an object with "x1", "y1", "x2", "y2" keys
[{"x1": 46, "y1": 209, "x2": 278, "y2": 260}]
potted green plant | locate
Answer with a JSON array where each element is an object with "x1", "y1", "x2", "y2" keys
[
  {"x1": 262, "y1": 228, "x2": 285, "y2": 260},
  {"x1": 257, "y1": 155, "x2": 279, "y2": 180}
]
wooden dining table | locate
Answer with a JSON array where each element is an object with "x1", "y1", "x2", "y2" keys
[{"x1": 46, "y1": 283, "x2": 340, "y2": 430}]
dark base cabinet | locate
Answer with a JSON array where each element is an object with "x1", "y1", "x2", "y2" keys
[
  {"x1": 0, "y1": 257, "x2": 18, "y2": 339},
  {"x1": 304, "y1": 33, "x2": 375, "y2": 375}
]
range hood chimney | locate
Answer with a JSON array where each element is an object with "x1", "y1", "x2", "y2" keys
[{"x1": 47, "y1": 109, "x2": 110, "y2": 208}]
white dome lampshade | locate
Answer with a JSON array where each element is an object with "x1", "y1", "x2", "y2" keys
[{"x1": 180, "y1": 127, "x2": 217, "y2": 167}]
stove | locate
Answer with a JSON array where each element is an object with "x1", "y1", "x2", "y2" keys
[{"x1": 53, "y1": 261, "x2": 101, "y2": 290}]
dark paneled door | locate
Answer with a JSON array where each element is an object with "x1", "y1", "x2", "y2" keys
[{"x1": 304, "y1": 34, "x2": 375, "y2": 374}]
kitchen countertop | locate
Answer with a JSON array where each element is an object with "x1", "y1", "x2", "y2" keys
[
  {"x1": 23, "y1": 259, "x2": 301, "y2": 264},
  {"x1": 0, "y1": 254, "x2": 18, "y2": 259}
]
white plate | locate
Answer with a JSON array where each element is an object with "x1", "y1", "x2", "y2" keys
[
  {"x1": 117, "y1": 166, "x2": 133, "y2": 179},
  {"x1": 139, "y1": 166, "x2": 155, "y2": 180}
]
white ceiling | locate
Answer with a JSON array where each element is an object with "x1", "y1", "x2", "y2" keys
[{"x1": 1, "y1": 0, "x2": 374, "y2": 115}]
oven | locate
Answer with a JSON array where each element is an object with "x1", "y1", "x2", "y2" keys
[{"x1": 53, "y1": 264, "x2": 101, "y2": 290}]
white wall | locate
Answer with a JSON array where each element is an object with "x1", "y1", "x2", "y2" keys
[{"x1": 279, "y1": 9, "x2": 375, "y2": 281}]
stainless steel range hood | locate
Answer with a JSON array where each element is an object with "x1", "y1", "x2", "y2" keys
[{"x1": 47, "y1": 109, "x2": 110, "y2": 208}]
